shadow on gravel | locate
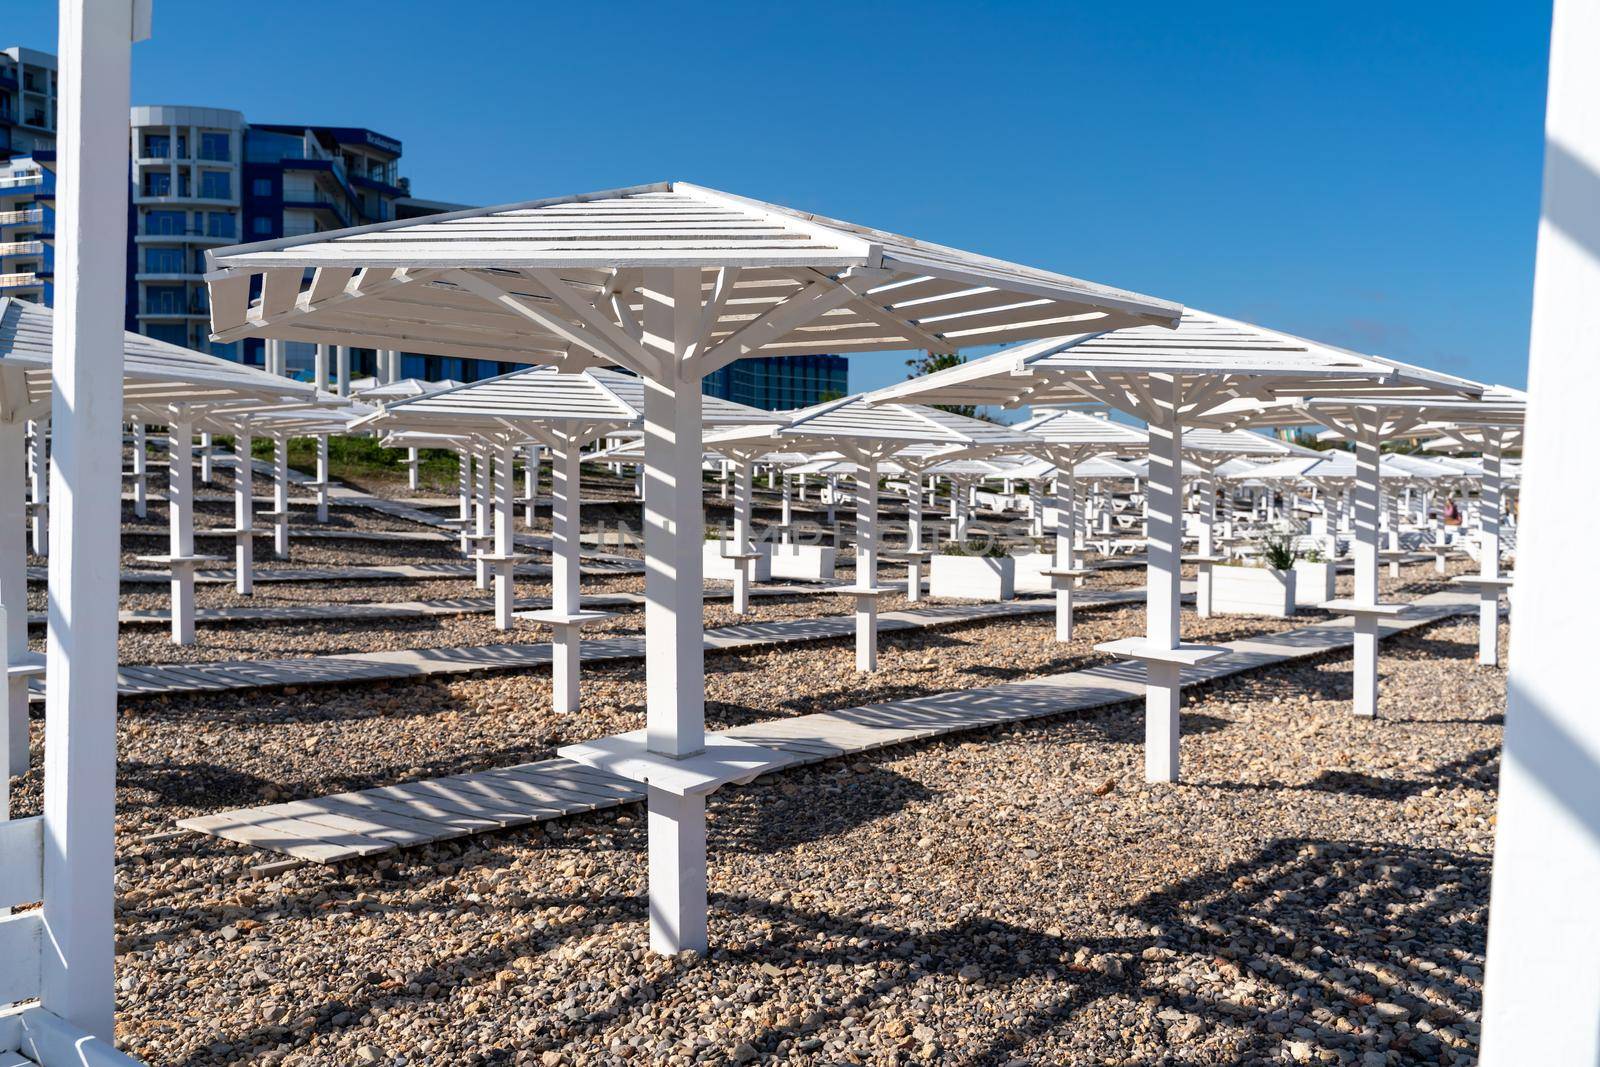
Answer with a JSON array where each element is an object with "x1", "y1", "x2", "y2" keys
[{"x1": 707, "y1": 835, "x2": 1486, "y2": 1066}]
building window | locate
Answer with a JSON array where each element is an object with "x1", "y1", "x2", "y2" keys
[
  {"x1": 198, "y1": 131, "x2": 230, "y2": 162},
  {"x1": 206, "y1": 212, "x2": 235, "y2": 238},
  {"x1": 251, "y1": 217, "x2": 273, "y2": 236},
  {"x1": 144, "y1": 323, "x2": 188, "y2": 346},
  {"x1": 144, "y1": 210, "x2": 185, "y2": 236},
  {"x1": 251, "y1": 177, "x2": 273, "y2": 197},
  {"x1": 141, "y1": 133, "x2": 170, "y2": 159},
  {"x1": 143, "y1": 247, "x2": 183, "y2": 274},
  {"x1": 144, "y1": 286, "x2": 185, "y2": 314},
  {"x1": 142, "y1": 172, "x2": 171, "y2": 197},
  {"x1": 199, "y1": 171, "x2": 231, "y2": 199}
]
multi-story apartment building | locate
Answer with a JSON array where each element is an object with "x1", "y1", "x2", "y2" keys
[
  {"x1": 0, "y1": 46, "x2": 57, "y2": 161},
  {"x1": 0, "y1": 151, "x2": 53, "y2": 304},
  {"x1": 128, "y1": 106, "x2": 245, "y2": 353}
]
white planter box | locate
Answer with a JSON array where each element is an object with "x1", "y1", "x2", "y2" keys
[
  {"x1": 1012, "y1": 551, "x2": 1054, "y2": 594},
  {"x1": 1212, "y1": 564, "x2": 1296, "y2": 618},
  {"x1": 702, "y1": 539, "x2": 771, "y2": 582},
  {"x1": 769, "y1": 542, "x2": 836, "y2": 582},
  {"x1": 930, "y1": 554, "x2": 1015, "y2": 602},
  {"x1": 1291, "y1": 560, "x2": 1336, "y2": 606}
]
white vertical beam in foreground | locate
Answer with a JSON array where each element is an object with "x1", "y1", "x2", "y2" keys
[
  {"x1": 853, "y1": 457, "x2": 879, "y2": 672},
  {"x1": 493, "y1": 441, "x2": 514, "y2": 629},
  {"x1": 1144, "y1": 378, "x2": 1183, "y2": 783},
  {"x1": 550, "y1": 437, "x2": 582, "y2": 712},
  {"x1": 314, "y1": 434, "x2": 329, "y2": 524},
  {"x1": 905, "y1": 474, "x2": 923, "y2": 602},
  {"x1": 1053, "y1": 472, "x2": 1078, "y2": 640},
  {"x1": 522, "y1": 443, "x2": 537, "y2": 526},
  {"x1": 731, "y1": 461, "x2": 753, "y2": 615},
  {"x1": 335, "y1": 344, "x2": 350, "y2": 396},
  {"x1": 29, "y1": 417, "x2": 48, "y2": 555},
  {"x1": 166, "y1": 412, "x2": 194, "y2": 645},
  {"x1": 272, "y1": 434, "x2": 289, "y2": 559},
  {"x1": 42, "y1": 0, "x2": 139, "y2": 1039},
  {"x1": 234, "y1": 430, "x2": 253, "y2": 595},
  {"x1": 642, "y1": 267, "x2": 708, "y2": 955},
  {"x1": 1481, "y1": 2, "x2": 1600, "y2": 1056},
  {"x1": 1350, "y1": 426, "x2": 1382, "y2": 718}
]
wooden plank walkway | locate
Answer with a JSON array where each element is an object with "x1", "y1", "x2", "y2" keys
[
  {"x1": 178, "y1": 589, "x2": 1480, "y2": 862},
  {"x1": 28, "y1": 558, "x2": 645, "y2": 586},
  {"x1": 28, "y1": 590, "x2": 1155, "y2": 702}
]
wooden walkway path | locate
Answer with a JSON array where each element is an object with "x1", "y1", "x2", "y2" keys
[
  {"x1": 28, "y1": 558, "x2": 644, "y2": 586},
  {"x1": 27, "y1": 590, "x2": 1154, "y2": 702},
  {"x1": 178, "y1": 589, "x2": 1480, "y2": 863}
]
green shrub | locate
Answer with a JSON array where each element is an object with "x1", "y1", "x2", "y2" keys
[
  {"x1": 1261, "y1": 534, "x2": 1297, "y2": 571},
  {"x1": 939, "y1": 538, "x2": 1009, "y2": 559}
]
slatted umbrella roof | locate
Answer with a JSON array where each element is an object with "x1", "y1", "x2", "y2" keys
[
  {"x1": 702, "y1": 394, "x2": 1043, "y2": 462},
  {"x1": 354, "y1": 364, "x2": 783, "y2": 436},
  {"x1": 1245, "y1": 452, "x2": 1456, "y2": 483},
  {"x1": 204, "y1": 182, "x2": 1183, "y2": 367},
  {"x1": 865, "y1": 309, "x2": 1477, "y2": 421},
  {"x1": 352, "y1": 376, "x2": 466, "y2": 400},
  {"x1": 0, "y1": 296, "x2": 315, "y2": 419}
]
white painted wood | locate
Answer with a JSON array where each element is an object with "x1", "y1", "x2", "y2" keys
[
  {"x1": 522, "y1": 444, "x2": 536, "y2": 525},
  {"x1": 550, "y1": 438, "x2": 582, "y2": 712},
  {"x1": 929, "y1": 554, "x2": 1015, "y2": 602},
  {"x1": 493, "y1": 442, "x2": 515, "y2": 630},
  {"x1": 197, "y1": 430, "x2": 212, "y2": 484},
  {"x1": 313, "y1": 343, "x2": 329, "y2": 391},
  {"x1": 641, "y1": 268, "x2": 708, "y2": 954},
  {"x1": 1480, "y1": 6, "x2": 1600, "y2": 1054},
  {"x1": 39, "y1": 0, "x2": 136, "y2": 1039},
  {"x1": 0, "y1": 816, "x2": 42, "y2": 909},
  {"x1": 1211, "y1": 565, "x2": 1296, "y2": 618},
  {"x1": 27, "y1": 419, "x2": 46, "y2": 557},
  {"x1": 1143, "y1": 380, "x2": 1183, "y2": 783},
  {"x1": 335, "y1": 344, "x2": 350, "y2": 397},
  {"x1": 0, "y1": 421, "x2": 26, "y2": 782},
  {"x1": 1292, "y1": 560, "x2": 1336, "y2": 606},
  {"x1": 770, "y1": 543, "x2": 835, "y2": 582},
  {"x1": 474, "y1": 449, "x2": 491, "y2": 590},
  {"x1": 1351, "y1": 427, "x2": 1381, "y2": 718},
  {"x1": 233, "y1": 432, "x2": 254, "y2": 595},
  {"x1": 166, "y1": 413, "x2": 195, "y2": 645},
  {"x1": 272, "y1": 435, "x2": 289, "y2": 559},
  {"x1": 854, "y1": 457, "x2": 879, "y2": 671},
  {"x1": 314, "y1": 435, "x2": 330, "y2": 524},
  {"x1": 0, "y1": 911, "x2": 42, "y2": 1005},
  {"x1": 1475, "y1": 428, "x2": 1504, "y2": 665},
  {"x1": 129, "y1": 420, "x2": 146, "y2": 518},
  {"x1": 731, "y1": 462, "x2": 753, "y2": 615}
]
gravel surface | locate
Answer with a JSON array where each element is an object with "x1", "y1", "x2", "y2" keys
[{"x1": 6, "y1": 608, "x2": 1499, "y2": 1066}]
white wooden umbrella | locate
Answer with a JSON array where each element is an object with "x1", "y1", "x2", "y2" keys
[
  {"x1": 865, "y1": 308, "x2": 1453, "y2": 783},
  {"x1": 350, "y1": 378, "x2": 465, "y2": 488},
  {"x1": 204, "y1": 180, "x2": 1182, "y2": 956}
]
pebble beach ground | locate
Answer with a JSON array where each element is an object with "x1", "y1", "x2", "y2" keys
[{"x1": 10, "y1": 469, "x2": 1502, "y2": 1066}]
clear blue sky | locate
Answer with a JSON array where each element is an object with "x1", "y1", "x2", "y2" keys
[{"x1": 12, "y1": 0, "x2": 1553, "y2": 394}]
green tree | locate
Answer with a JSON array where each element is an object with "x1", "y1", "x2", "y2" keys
[{"x1": 905, "y1": 351, "x2": 978, "y2": 418}]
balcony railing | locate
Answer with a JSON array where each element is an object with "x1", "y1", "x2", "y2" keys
[
  {"x1": 0, "y1": 209, "x2": 43, "y2": 226},
  {"x1": 0, "y1": 272, "x2": 42, "y2": 289},
  {"x1": 0, "y1": 240, "x2": 43, "y2": 256},
  {"x1": 0, "y1": 172, "x2": 44, "y2": 190}
]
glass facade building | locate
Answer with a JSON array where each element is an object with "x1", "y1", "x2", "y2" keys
[{"x1": 701, "y1": 353, "x2": 849, "y2": 411}]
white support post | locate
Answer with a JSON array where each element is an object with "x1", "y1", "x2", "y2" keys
[
  {"x1": 130, "y1": 419, "x2": 147, "y2": 518},
  {"x1": 1196, "y1": 466, "x2": 1217, "y2": 618},
  {"x1": 456, "y1": 448, "x2": 472, "y2": 554},
  {"x1": 1054, "y1": 471, "x2": 1077, "y2": 640},
  {"x1": 335, "y1": 344, "x2": 350, "y2": 397},
  {"x1": 234, "y1": 430, "x2": 253, "y2": 596},
  {"x1": 905, "y1": 474, "x2": 923, "y2": 603},
  {"x1": 954, "y1": 479, "x2": 970, "y2": 540},
  {"x1": 474, "y1": 450, "x2": 491, "y2": 590},
  {"x1": 1028, "y1": 479, "x2": 1043, "y2": 537},
  {"x1": 1476, "y1": 429, "x2": 1504, "y2": 666},
  {"x1": 198, "y1": 430, "x2": 212, "y2": 484},
  {"x1": 854, "y1": 458, "x2": 879, "y2": 672},
  {"x1": 314, "y1": 434, "x2": 329, "y2": 524},
  {"x1": 0, "y1": 418, "x2": 27, "y2": 780},
  {"x1": 641, "y1": 269, "x2": 708, "y2": 955},
  {"x1": 551, "y1": 437, "x2": 583, "y2": 712},
  {"x1": 167, "y1": 412, "x2": 195, "y2": 645},
  {"x1": 1351, "y1": 427, "x2": 1382, "y2": 718},
  {"x1": 41, "y1": 0, "x2": 137, "y2": 1038},
  {"x1": 493, "y1": 442, "x2": 515, "y2": 629},
  {"x1": 313, "y1": 343, "x2": 329, "y2": 392},
  {"x1": 731, "y1": 461, "x2": 753, "y2": 615},
  {"x1": 1144, "y1": 383, "x2": 1184, "y2": 783},
  {"x1": 522, "y1": 443, "x2": 537, "y2": 526},
  {"x1": 1385, "y1": 490, "x2": 1402, "y2": 578},
  {"x1": 1480, "y1": 3, "x2": 1600, "y2": 1054},
  {"x1": 29, "y1": 417, "x2": 48, "y2": 556},
  {"x1": 719, "y1": 458, "x2": 730, "y2": 501},
  {"x1": 272, "y1": 435, "x2": 289, "y2": 559},
  {"x1": 780, "y1": 473, "x2": 794, "y2": 545}
]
